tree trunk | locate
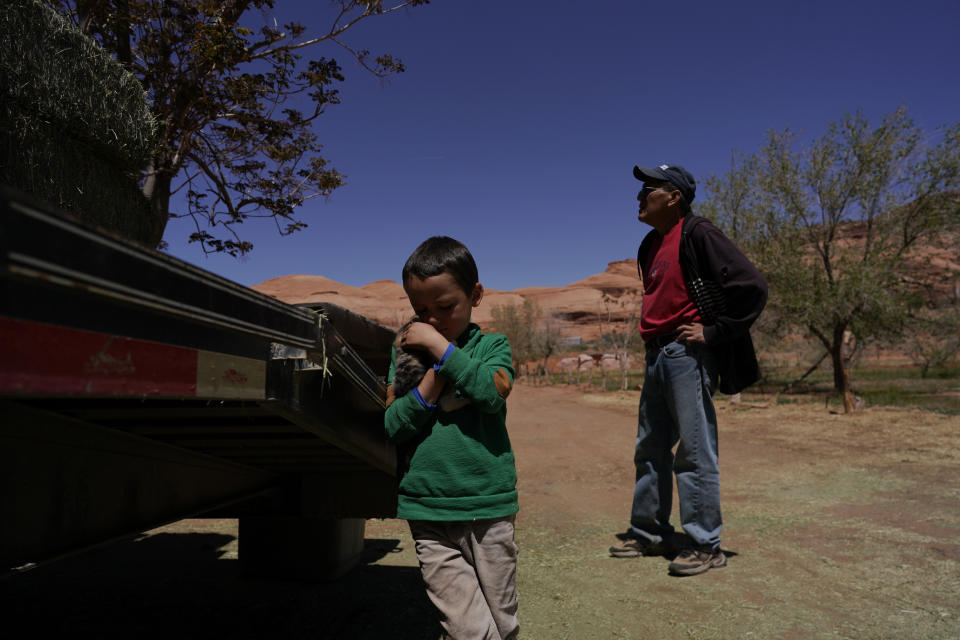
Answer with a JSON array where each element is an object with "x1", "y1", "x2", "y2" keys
[
  {"x1": 142, "y1": 166, "x2": 172, "y2": 249},
  {"x1": 77, "y1": 0, "x2": 95, "y2": 33},
  {"x1": 830, "y1": 326, "x2": 855, "y2": 413},
  {"x1": 115, "y1": 0, "x2": 132, "y2": 67},
  {"x1": 619, "y1": 352, "x2": 629, "y2": 391}
]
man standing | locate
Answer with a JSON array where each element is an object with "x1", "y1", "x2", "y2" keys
[{"x1": 609, "y1": 164, "x2": 767, "y2": 576}]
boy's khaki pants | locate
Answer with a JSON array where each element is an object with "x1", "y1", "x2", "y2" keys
[{"x1": 409, "y1": 516, "x2": 519, "y2": 640}]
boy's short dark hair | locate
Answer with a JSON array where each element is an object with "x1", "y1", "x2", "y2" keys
[{"x1": 402, "y1": 236, "x2": 479, "y2": 295}]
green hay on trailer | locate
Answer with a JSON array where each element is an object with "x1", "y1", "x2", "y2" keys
[{"x1": 0, "y1": 0, "x2": 158, "y2": 244}]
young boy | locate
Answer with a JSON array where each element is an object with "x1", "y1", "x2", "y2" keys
[{"x1": 384, "y1": 236, "x2": 519, "y2": 640}]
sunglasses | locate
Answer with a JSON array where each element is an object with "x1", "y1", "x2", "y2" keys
[{"x1": 638, "y1": 185, "x2": 664, "y2": 199}]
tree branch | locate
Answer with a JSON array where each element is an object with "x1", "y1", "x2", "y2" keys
[
  {"x1": 782, "y1": 350, "x2": 829, "y2": 393},
  {"x1": 249, "y1": 0, "x2": 422, "y2": 60}
]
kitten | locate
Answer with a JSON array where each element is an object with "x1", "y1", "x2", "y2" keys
[
  {"x1": 391, "y1": 317, "x2": 433, "y2": 398},
  {"x1": 391, "y1": 317, "x2": 471, "y2": 413}
]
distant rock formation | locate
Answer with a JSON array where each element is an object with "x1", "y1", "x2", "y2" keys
[
  {"x1": 251, "y1": 260, "x2": 644, "y2": 340},
  {"x1": 250, "y1": 221, "x2": 960, "y2": 344}
]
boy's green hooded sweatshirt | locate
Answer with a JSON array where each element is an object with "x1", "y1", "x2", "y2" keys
[{"x1": 384, "y1": 323, "x2": 518, "y2": 521}]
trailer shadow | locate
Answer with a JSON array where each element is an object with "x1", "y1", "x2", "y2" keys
[{"x1": 1, "y1": 530, "x2": 440, "y2": 639}]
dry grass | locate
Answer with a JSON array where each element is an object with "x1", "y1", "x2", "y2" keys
[
  {"x1": 3, "y1": 387, "x2": 958, "y2": 639},
  {"x1": 509, "y1": 391, "x2": 960, "y2": 639}
]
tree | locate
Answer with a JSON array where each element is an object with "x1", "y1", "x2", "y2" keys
[
  {"x1": 701, "y1": 108, "x2": 960, "y2": 412},
  {"x1": 599, "y1": 291, "x2": 642, "y2": 391},
  {"x1": 531, "y1": 313, "x2": 563, "y2": 384},
  {"x1": 46, "y1": 0, "x2": 429, "y2": 255},
  {"x1": 905, "y1": 304, "x2": 960, "y2": 378},
  {"x1": 491, "y1": 299, "x2": 548, "y2": 379}
]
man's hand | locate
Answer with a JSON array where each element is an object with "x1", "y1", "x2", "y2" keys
[
  {"x1": 401, "y1": 322, "x2": 450, "y2": 361},
  {"x1": 677, "y1": 323, "x2": 707, "y2": 345}
]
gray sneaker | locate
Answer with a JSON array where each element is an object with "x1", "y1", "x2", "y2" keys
[
  {"x1": 609, "y1": 536, "x2": 669, "y2": 558},
  {"x1": 668, "y1": 547, "x2": 727, "y2": 576}
]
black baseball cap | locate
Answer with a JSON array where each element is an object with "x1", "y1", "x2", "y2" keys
[{"x1": 633, "y1": 164, "x2": 696, "y2": 204}]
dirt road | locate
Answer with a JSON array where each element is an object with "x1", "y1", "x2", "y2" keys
[{"x1": 4, "y1": 385, "x2": 959, "y2": 639}]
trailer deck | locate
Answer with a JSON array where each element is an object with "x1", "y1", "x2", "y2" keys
[{"x1": 1, "y1": 188, "x2": 398, "y2": 579}]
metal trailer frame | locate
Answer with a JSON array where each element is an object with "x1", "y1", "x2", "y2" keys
[{"x1": 0, "y1": 188, "x2": 399, "y2": 580}]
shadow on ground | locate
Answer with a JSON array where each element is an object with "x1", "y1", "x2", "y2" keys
[{"x1": 1, "y1": 530, "x2": 439, "y2": 640}]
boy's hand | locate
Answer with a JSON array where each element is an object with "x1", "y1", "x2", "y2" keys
[
  {"x1": 401, "y1": 322, "x2": 450, "y2": 361},
  {"x1": 416, "y1": 368, "x2": 447, "y2": 405}
]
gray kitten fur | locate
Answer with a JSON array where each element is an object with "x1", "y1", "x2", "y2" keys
[{"x1": 392, "y1": 318, "x2": 433, "y2": 398}]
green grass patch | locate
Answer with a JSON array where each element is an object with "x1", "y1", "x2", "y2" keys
[
  {"x1": 858, "y1": 386, "x2": 960, "y2": 414},
  {"x1": 755, "y1": 363, "x2": 960, "y2": 413},
  {"x1": 539, "y1": 360, "x2": 960, "y2": 414}
]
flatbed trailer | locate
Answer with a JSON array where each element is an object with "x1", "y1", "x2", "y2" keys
[{"x1": 0, "y1": 187, "x2": 399, "y2": 580}]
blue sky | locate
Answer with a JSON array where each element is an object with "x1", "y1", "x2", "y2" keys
[{"x1": 162, "y1": 0, "x2": 960, "y2": 292}]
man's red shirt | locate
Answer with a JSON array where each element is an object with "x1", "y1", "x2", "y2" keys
[{"x1": 638, "y1": 220, "x2": 701, "y2": 341}]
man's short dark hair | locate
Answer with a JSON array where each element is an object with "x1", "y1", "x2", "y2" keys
[{"x1": 402, "y1": 236, "x2": 479, "y2": 295}]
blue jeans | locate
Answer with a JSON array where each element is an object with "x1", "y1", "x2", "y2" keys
[{"x1": 630, "y1": 339, "x2": 722, "y2": 550}]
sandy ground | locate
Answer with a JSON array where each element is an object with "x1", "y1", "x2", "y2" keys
[{"x1": 3, "y1": 385, "x2": 959, "y2": 639}]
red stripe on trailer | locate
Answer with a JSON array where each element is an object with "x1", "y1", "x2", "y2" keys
[{"x1": 0, "y1": 316, "x2": 197, "y2": 396}]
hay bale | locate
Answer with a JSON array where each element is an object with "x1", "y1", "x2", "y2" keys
[{"x1": 0, "y1": 0, "x2": 158, "y2": 244}]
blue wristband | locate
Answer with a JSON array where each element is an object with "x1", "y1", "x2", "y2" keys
[
  {"x1": 433, "y1": 343, "x2": 456, "y2": 372},
  {"x1": 412, "y1": 387, "x2": 438, "y2": 411}
]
